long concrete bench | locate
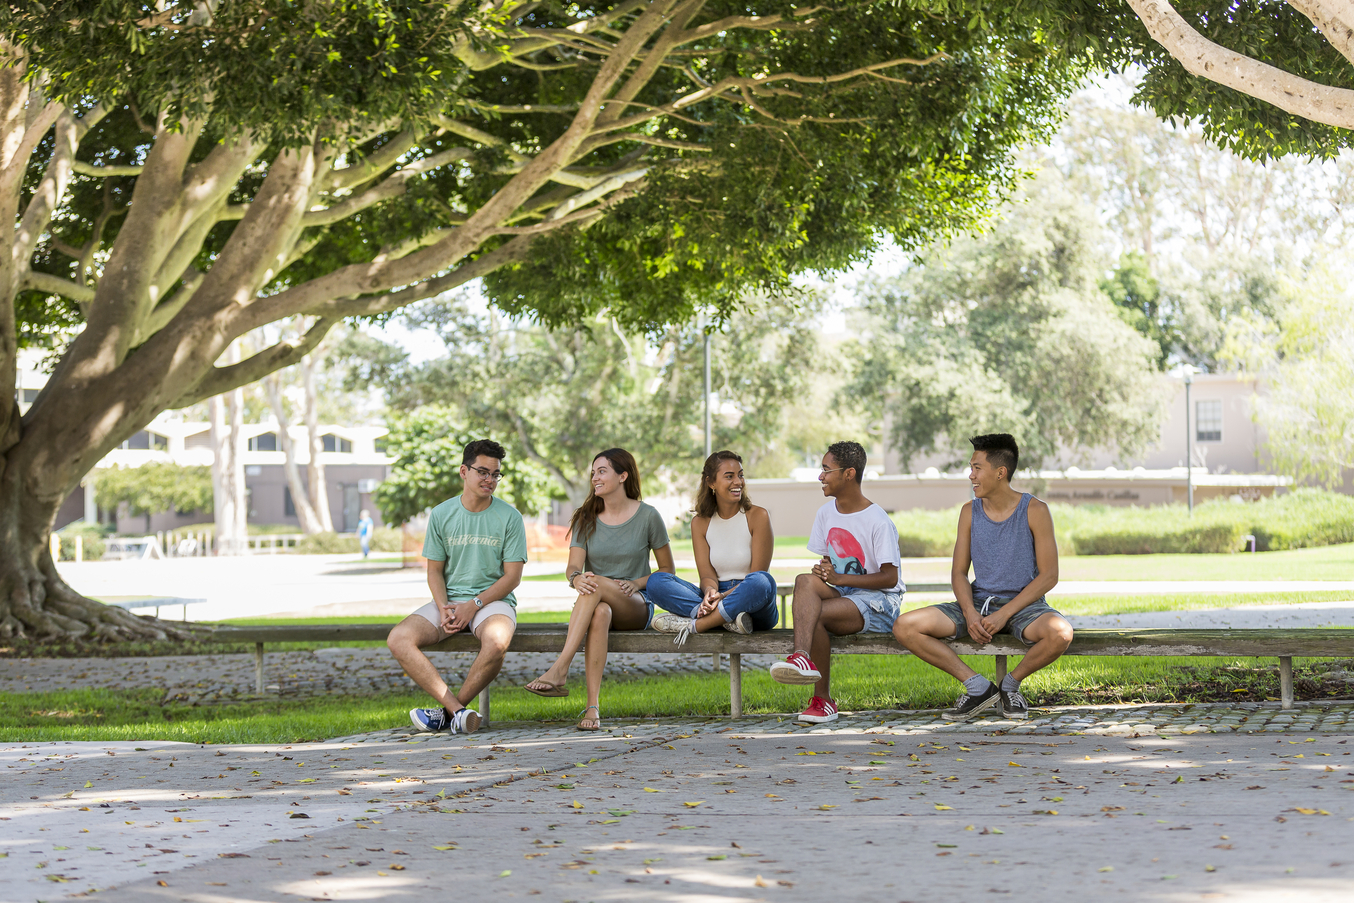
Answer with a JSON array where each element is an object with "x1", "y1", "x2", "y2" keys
[{"x1": 207, "y1": 622, "x2": 1353, "y2": 724}]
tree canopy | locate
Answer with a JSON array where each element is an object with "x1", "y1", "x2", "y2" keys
[{"x1": 846, "y1": 177, "x2": 1167, "y2": 470}]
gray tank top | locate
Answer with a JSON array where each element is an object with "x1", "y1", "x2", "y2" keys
[{"x1": 970, "y1": 493, "x2": 1038, "y2": 600}]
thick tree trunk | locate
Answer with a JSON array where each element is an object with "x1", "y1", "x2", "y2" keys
[
  {"x1": 265, "y1": 372, "x2": 324, "y2": 534},
  {"x1": 301, "y1": 353, "x2": 334, "y2": 532},
  {"x1": 0, "y1": 451, "x2": 183, "y2": 640},
  {"x1": 209, "y1": 356, "x2": 248, "y2": 556}
]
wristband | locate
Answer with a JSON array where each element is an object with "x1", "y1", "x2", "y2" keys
[{"x1": 567, "y1": 569, "x2": 583, "y2": 588}]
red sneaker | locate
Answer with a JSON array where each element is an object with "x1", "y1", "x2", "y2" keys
[
  {"x1": 769, "y1": 652, "x2": 821, "y2": 685},
  {"x1": 798, "y1": 696, "x2": 838, "y2": 723}
]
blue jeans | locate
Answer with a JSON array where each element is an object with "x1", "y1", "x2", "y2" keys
[{"x1": 646, "y1": 570, "x2": 779, "y2": 630}]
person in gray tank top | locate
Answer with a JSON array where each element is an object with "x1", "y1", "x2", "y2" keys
[{"x1": 892, "y1": 433, "x2": 1073, "y2": 721}]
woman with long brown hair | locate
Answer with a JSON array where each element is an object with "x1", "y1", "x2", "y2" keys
[
  {"x1": 524, "y1": 448, "x2": 674, "y2": 730},
  {"x1": 648, "y1": 451, "x2": 777, "y2": 643}
]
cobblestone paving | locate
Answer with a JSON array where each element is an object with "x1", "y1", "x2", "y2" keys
[
  {"x1": 332, "y1": 700, "x2": 1354, "y2": 744},
  {"x1": 0, "y1": 648, "x2": 777, "y2": 704}
]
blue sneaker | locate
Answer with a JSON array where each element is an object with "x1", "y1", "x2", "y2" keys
[{"x1": 409, "y1": 707, "x2": 451, "y2": 732}]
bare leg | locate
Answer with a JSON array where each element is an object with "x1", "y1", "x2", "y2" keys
[
  {"x1": 694, "y1": 610, "x2": 725, "y2": 632},
  {"x1": 454, "y1": 614, "x2": 514, "y2": 706},
  {"x1": 387, "y1": 615, "x2": 460, "y2": 711},
  {"x1": 892, "y1": 607, "x2": 979, "y2": 683},
  {"x1": 790, "y1": 573, "x2": 863, "y2": 699},
  {"x1": 525, "y1": 577, "x2": 634, "y2": 691},
  {"x1": 581, "y1": 592, "x2": 648, "y2": 729},
  {"x1": 1010, "y1": 613, "x2": 1074, "y2": 681}
]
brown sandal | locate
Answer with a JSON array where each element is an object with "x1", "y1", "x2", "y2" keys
[
  {"x1": 577, "y1": 705, "x2": 601, "y2": 731},
  {"x1": 524, "y1": 677, "x2": 569, "y2": 698}
]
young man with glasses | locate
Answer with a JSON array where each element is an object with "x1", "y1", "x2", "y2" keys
[
  {"x1": 387, "y1": 439, "x2": 527, "y2": 733},
  {"x1": 769, "y1": 440, "x2": 904, "y2": 723}
]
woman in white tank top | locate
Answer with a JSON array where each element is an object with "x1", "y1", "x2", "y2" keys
[{"x1": 647, "y1": 451, "x2": 779, "y2": 641}]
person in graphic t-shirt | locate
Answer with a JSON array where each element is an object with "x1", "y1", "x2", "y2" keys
[
  {"x1": 386, "y1": 439, "x2": 528, "y2": 735},
  {"x1": 893, "y1": 433, "x2": 1072, "y2": 721},
  {"x1": 768, "y1": 441, "x2": 904, "y2": 724}
]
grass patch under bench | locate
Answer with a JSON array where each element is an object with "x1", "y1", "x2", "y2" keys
[{"x1": 2, "y1": 654, "x2": 1350, "y2": 745}]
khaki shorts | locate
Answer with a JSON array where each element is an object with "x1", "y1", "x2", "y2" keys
[{"x1": 413, "y1": 600, "x2": 517, "y2": 640}]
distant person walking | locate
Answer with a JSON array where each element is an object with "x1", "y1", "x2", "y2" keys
[
  {"x1": 386, "y1": 439, "x2": 527, "y2": 734},
  {"x1": 648, "y1": 450, "x2": 778, "y2": 642},
  {"x1": 524, "y1": 448, "x2": 675, "y2": 731},
  {"x1": 357, "y1": 509, "x2": 374, "y2": 558},
  {"x1": 892, "y1": 433, "x2": 1072, "y2": 720}
]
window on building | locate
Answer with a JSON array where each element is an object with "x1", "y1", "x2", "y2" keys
[
  {"x1": 184, "y1": 430, "x2": 211, "y2": 449},
  {"x1": 1196, "y1": 400, "x2": 1222, "y2": 442},
  {"x1": 373, "y1": 437, "x2": 388, "y2": 454},
  {"x1": 321, "y1": 433, "x2": 352, "y2": 453},
  {"x1": 119, "y1": 430, "x2": 167, "y2": 450},
  {"x1": 248, "y1": 432, "x2": 278, "y2": 452},
  {"x1": 22, "y1": 388, "x2": 40, "y2": 403}
]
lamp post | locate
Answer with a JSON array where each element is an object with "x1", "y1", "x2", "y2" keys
[
  {"x1": 1184, "y1": 367, "x2": 1194, "y2": 515},
  {"x1": 702, "y1": 320, "x2": 712, "y2": 458}
]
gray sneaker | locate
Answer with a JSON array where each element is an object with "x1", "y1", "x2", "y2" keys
[
  {"x1": 650, "y1": 612, "x2": 689, "y2": 633},
  {"x1": 721, "y1": 612, "x2": 753, "y2": 635},
  {"x1": 450, "y1": 707, "x2": 481, "y2": 734}
]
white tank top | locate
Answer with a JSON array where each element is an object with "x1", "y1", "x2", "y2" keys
[{"x1": 704, "y1": 509, "x2": 752, "y2": 580}]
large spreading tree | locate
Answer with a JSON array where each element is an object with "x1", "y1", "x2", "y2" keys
[{"x1": 3, "y1": 1, "x2": 1351, "y2": 640}]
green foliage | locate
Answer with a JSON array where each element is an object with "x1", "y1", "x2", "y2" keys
[
  {"x1": 55, "y1": 522, "x2": 111, "y2": 561},
  {"x1": 892, "y1": 490, "x2": 1354, "y2": 557},
  {"x1": 1221, "y1": 264, "x2": 1354, "y2": 489},
  {"x1": 295, "y1": 528, "x2": 403, "y2": 555},
  {"x1": 373, "y1": 405, "x2": 556, "y2": 524},
  {"x1": 847, "y1": 178, "x2": 1167, "y2": 470},
  {"x1": 1064, "y1": 490, "x2": 1354, "y2": 555},
  {"x1": 92, "y1": 462, "x2": 213, "y2": 516},
  {"x1": 356, "y1": 293, "x2": 823, "y2": 503}
]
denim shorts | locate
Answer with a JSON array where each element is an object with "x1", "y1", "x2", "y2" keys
[
  {"x1": 833, "y1": 587, "x2": 903, "y2": 635},
  {"x1": 933, "y1": 595, "x2": 1062, "y2": 646}
]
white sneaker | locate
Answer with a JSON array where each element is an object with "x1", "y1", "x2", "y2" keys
[
  {"x1": 721, "y1": 612, "x2": 753, "y2": 635},
  {"x1": 450, "y1": 707, "x2": 481, "y2": 734}
]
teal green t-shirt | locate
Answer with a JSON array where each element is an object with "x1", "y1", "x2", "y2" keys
[
  {"x1": 422, "y1": 495, "x2": 528, "y2": 606},
  {"x1": 570, "y1": 502, "x2": 670, "y2": 580}
]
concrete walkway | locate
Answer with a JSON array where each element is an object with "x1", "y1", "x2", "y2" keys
[{"x1": 4, "y1": 712, "x2": 1353, "y2": 902}]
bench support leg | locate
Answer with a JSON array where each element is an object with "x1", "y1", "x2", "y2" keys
[
  {"x1": 254, "y1": 643, "x2": 265, "y2": 695},
  {"x1": 479, "y1": 686, "x2": 492, "y2": 728},
  {"x1": 729, "y1": 653, "x2": 742, "y2": 718},
  {"x1": 712, "y1": 653, "x2": 722, "y2": 672},
  {"x1": 1279, "y1": 656, "x2": 1293, "y2": 710},
  {"x1": 994, "y1": 654, "x2": 1008, "y2": 685}
]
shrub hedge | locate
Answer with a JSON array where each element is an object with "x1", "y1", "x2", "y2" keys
[
  {"x1": 295, "y1": 527, "x2": 403, "y2": 555},
  {"x1": 889, "y1": 489, "x2": 1354, "y2": 557}
]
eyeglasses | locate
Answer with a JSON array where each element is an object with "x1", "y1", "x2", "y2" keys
[
  {"x1": 819, "y1": 466, "x2": 846, "y2": 476},
  {"x1": 465, "y1": 464, "x2": 503, "y2": 482}
]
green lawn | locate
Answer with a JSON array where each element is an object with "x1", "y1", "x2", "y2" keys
[
  {"x1": 1056, "y1": 541, "x2": 1354, "y2": 582},
  {"x1": 3, "y1": 651, "x2": 1346, "y2": 745}
]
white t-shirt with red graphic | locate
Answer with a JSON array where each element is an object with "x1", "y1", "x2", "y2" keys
[{"x1": 807, "y1": 500, "x2": 904, "y2": 593}]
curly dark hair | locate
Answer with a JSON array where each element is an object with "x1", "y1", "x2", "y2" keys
[
  {"x1": 462, "y1": 438, "x2": 507, "y2": 466},
  {"x1": 826, "y1": 440, "x2": 866, "y2": 484}
]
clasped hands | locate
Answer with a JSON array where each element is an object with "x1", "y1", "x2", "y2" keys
[
  {"x1": 811, "y1": 556, "x2": 840, "y2": 585},
  {"x1": 963, "y1": 610, "x2": 1009, "y2": 644},
  {"x1": 696, "y1": 585, "x2": 731, "y2": 618},
  {"x1": 437, "y1": 600, "x2": 478, "y2": 634},
  {"x1": 570, "y1": 572, "x2": 640, "y2": 598}
]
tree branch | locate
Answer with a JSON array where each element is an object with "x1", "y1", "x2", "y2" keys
[
  {"x1": 72, "y1": 160, "x2": 143, "y2": 177},
  {"x1": 170, "y1": 318, "x2": 335, "y2": 409},
  {"x1": 302, "y1": 147, "x2": 471, "y2": 226},
  {"x1": 1284, "y1": 1, "x2": 1354, "y2": 69},
  {"x1": 20, "y1": 271, "x2": 96, "y2": 304},
  {"x1": 1126, "y1": 0, "x2": 1354, "y2": 130}
]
